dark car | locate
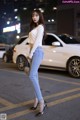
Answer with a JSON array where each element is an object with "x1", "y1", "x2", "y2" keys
[{"x1": 2, "y1": 45, "x2": 14, "y2": 63}]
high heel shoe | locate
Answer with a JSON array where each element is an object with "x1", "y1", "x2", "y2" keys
[
  {"x1": 30, "y1": 98, "x2": 39, "y2": 110},
  {"x1": 35, "y1": 101, "x2": 47, "y2": 116},
  {"x1": 30, "y1": 102, "x2": 39, "y2": 110}
]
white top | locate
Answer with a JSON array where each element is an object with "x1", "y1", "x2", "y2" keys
[{"x1": 28, "y1": 24, "x2": 44, "y2": 58}]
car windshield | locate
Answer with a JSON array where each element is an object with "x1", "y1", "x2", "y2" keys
[
  {"x1": 58, "y1": 35, "x2": 80, "y2": 44},
  {"x1": 17, "y1": 37, "x2": 27, "y2": 44}
]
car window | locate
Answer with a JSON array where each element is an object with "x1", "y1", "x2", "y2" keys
[
  {"x1": 17, "y1": 37, "x2": 27, "y2": 44},
  {"x1": 44, "y1": 35, "x2": 59, "y2": 46},
  {"x1": 59, "y1": 35, "x2": 80, "y2": 44}
]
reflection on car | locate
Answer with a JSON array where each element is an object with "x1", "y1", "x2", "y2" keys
[{"x1": 13, "y1": 33, "x2": 80, "y2": 78}]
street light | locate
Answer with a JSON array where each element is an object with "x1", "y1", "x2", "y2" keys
[{"x1": 7, "y1": 21, "x2": 10, "y2": 25}]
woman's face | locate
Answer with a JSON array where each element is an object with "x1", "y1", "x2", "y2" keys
[{"x1": 32, "y1": 12, "x2": 39, "y2": 24}]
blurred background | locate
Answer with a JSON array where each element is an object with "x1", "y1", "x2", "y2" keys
[{"x1": 0, "y1": 0, "x2": 80, "y2": 44}]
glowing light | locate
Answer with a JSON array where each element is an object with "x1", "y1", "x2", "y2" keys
[
  {"x1": 3, "y1": 26, "x2": 15, "y2": 32},
  {"x1": 15, "y1": 16, "x2": 18, "y2": 19},
  {"x1": 3, "y1": 23, "x2": 21, "y2": 33},
  {"x1": 53, "y1": 7, "x2": 57, "y2": 10},
  {"x1": 15, "y1": 23, "x2": 21, "y2": 33},
  {"x1": 23, "y1": 7, "x2": 27, "y2": 10},
  {"x1": 7, "y1": 21, "x2": 10, "y2": 25},
  {"x1": 4, "y1": 12, "x2": 6, "y2": 15},
  {"x1": 16, "y1": 35, "x2": 20, "y2": 39},
  {"x1": 14, "y1": 9, "x2": 18, "y2": 12},
  {"x1": 34, "y1": 8, "x2": 44, "y2": 13},
  {"x1": 39, "y1": 8, "x2": 44, "y2": 13},
  {"x1": 48, "y1": 20, "x2": 50, "y2": 22},
  {"x1": 51, "y1": 19, "x2": 54, "y2": 22}
]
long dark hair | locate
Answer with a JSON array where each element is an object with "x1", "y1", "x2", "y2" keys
[{"x1": 30, "y1": 9, "x2": 46, "y2": 44}]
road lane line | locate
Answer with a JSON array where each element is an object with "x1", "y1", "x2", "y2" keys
[
  {"x1": 0, "y1": 97, "x2": 14, "y2": 106},
  {"x1": 44, "y1": 87, "x2": 80, "y2": 99},
  {"x1": 0, "y1": 69, "x2": 80, "y2": 86},
  {"x1": 48, "y1": 93, "x2": 80, "y2": 107},
  {"x1": 40, "y1": 76, "x2": 80, "y2": 86},
  {"x1": 0, "y1": 88, "x2": 80, "y2": 112},
  {"x1": 0, "y1": 69, "x2": 24, "y2": 75},
  {"x1": 7, "y1": 93, "x2": 80, "y2": 120},
  {"x1": 0, "y1": 100, "x2": 33, "y2": 112}
]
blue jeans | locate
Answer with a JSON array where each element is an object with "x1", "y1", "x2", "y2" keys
[{"x1": 29, "y1": 47, "x2": 44, "y2": 102}]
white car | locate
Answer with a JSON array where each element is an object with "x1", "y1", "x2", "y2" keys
[
  {"x1": 13, "y1": 33, "x2": 80, "y2": 78},
  {"x1": 0, "y1": 46, "x2": 6, "y2": 58}
]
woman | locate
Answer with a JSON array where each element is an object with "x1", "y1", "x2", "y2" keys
[{"x1": 28, "y1": 9, "x2": 47, "y2": 116}]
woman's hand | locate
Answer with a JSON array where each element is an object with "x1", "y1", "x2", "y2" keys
[
  {"x1": 27, "y1": 56, "x2": 31, "y2": 63},
  {"x1": 27, "y1": 56, "x2": 30, "y2": 59}
]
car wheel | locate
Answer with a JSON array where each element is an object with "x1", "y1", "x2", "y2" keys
[
  {"x1": 3, "y1": 54, "x2": 8, "y2": 63},
  {"x1": 17, "y1": 56, "x2": 29, "y2": 71},
  {"x1": 67, "y1": 57, "x2": 80, "y2": 78}
]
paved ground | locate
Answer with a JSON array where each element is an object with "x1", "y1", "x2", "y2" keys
[{"x1": 0, "y1": 59, "x2": 80, "y2": 120}]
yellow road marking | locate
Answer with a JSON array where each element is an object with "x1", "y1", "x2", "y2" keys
[
  {"x1": 0, "y1": 100, "x2": 33, "y2": 112},
  {"x1": 0, "y1": 88, "x2": 80, "y2": 112},
  {"x1": 7, "y1": 93, "x2": 80, "y2": 120},
  {"x1": 44, "y1": 87, "x2": 80, "y2": 99},
  {"x1": 0, "y1": 97, "x2": 14, "y2": 106},
  {"x1": 0, "y1": 69, "x2": 80, "y2": 119},
  {"x1": 40, "y1": 76, "x2": 80, "y2": 86},
  {"x1": 48, "y1": 93, "x2": 80, "y2": 107}
]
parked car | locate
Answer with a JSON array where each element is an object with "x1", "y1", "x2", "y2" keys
[
  {"x1": 2, "y1": 36, "x2": 28, "y2": 63},
  {"x1": 2, "y1": 45, "x2": 14, "y2": 63},
  {"x1": 13, "y1": 33, "x2": 80, "y2": 78}
]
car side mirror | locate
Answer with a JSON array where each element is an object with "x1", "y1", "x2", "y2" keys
[{"x1": 52, "y1": 41, "x2": 61, "y2": 46}]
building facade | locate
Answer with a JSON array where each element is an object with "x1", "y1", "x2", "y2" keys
[{"x1": 57, "y1": 4, "x2": 80, "y2": 39}]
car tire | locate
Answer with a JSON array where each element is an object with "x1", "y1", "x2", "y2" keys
[
  {"x1": 17, "y1": 55, "x2": 29, "y2": 71},
  {"x1": 67, "y1": 57, "x2": 80, "y2": 78},
  {"x1": 3, "y1": 54, "x2": 8, "y2": 63}
]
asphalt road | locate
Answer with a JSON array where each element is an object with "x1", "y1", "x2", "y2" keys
[{"x1": 0, "y1": 59, "x2": 80, "y2": 120}]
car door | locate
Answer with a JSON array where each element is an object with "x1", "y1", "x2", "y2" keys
[{"x1": 42, "y1": 34, "x2": 65, "y2": 67}]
